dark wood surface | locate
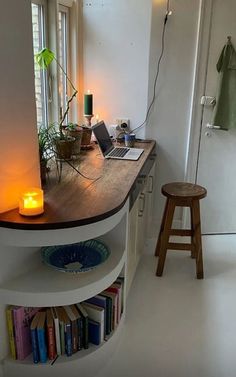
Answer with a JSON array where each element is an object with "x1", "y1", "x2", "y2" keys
[
  {"x1": 162, "y1": 182, "x2": 207, "y2": 200},
  {"x1": 0, "y1": 141, "x2": 156, "y2": 230}
]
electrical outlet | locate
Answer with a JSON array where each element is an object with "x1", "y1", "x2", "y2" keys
[{"x1": 116, "y1": 118, "x2": 130, "y2": 129}]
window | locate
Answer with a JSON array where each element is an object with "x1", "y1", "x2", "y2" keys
[
  {"x1": 31, "y1": 1, "x2": 48, "y2": 128},
  {"x1": 31, "y1": 0, "x2": 78, "y2": 127},
  {"x1": 58, "y1": 5, "x2": 70, "y2": 124}
]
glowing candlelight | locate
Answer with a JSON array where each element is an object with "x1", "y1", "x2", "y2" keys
[{"x1": 19, "y1": 188, "x2": 44, "y2": 216}]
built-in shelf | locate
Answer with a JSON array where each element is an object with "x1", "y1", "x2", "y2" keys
[{"x1": 0, "y1": 218, "x2": 126, "y2": 307}]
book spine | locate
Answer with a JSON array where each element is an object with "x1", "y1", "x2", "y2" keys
[
  {"x1": 6, "y1": 307, "x2": 16, "y2": 360},
  {"x1": 71, "y1": 321, "x2": 78, "y2": 353},
  {"x1": 46, "y1": 325, "x2": 56, "y2": 360},
  {"x1": 59, "y1": 321, "x2": 65, "y2": 355},
  {"x1": 12, "y1": 309, "x2": 23, "y2": 360},
  {"x1": 78, "y1": 317, "x2": 82, "y2": 351},
  {"x1": 83, "y1": 317, "x2": 89, "y2": 349},
  {"x1": 54, "y1": 317, "x2": 61, "y2": 356},
  {"x1": 37, "y1": 328, "x2": 47, "y2": 363},
  {"x1": 65, "y1": 323, "x2": 72, "y2": 357},
  {"x1": 30, "y1": 328, "x2": 39, "y2": 364}
]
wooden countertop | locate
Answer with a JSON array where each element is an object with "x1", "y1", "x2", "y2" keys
[{"x1": 0, "y1": 141, "x2": 156, "y2": 230}]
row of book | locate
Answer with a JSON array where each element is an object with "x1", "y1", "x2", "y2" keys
[{"x1": 6, "y1": 277, "x2": 124, "y2": 363}]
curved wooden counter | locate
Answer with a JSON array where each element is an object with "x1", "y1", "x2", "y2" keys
[{"x1": 0, "y1": 141, "x2": 156, "y2": 230}]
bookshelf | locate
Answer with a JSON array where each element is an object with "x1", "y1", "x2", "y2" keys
[{"x1": 0, "y1": 142, "x2": 156, "y2": 377}]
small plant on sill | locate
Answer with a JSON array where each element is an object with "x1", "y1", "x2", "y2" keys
[{"x1": 35, "y1": 48, "x2": 78, "y2": 160}]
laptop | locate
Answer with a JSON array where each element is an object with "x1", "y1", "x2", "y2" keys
[{"x1": 92, "y1": 121, "x2": 144, "y2": 160}]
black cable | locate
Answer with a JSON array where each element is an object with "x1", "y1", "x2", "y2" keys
[{"x1": 131, "y1": 0, "x2": 171, "y2": 135}]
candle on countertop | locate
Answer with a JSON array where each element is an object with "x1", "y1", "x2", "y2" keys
[
  {"x1": 19, "y1": 188, "x2": 44, "y2": 216},
  {"x1": 84, "y1": 90, "x2": 93, "y2": 115}
]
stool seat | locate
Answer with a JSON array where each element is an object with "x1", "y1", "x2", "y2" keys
[
  {"x1": 155, "y1": 181, "x2": 207, "y2": 279},
  {"x1": 162, "y1": 182, "x2": 207, "y2": 200}
]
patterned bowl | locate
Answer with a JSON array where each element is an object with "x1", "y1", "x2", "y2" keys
[{"x1": 41, "y1": 239, "x2": 110, "y2": 273}]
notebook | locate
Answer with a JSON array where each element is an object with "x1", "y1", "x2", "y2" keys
[{"x1": 92, "y1": 121, "x2": 144, "y2": 160}]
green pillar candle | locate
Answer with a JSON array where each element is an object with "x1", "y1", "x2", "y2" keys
[{"x1": 84, "y1": 91, "x2": 93, "y2": 115}]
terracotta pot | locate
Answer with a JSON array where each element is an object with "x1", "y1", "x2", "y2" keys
[
  {"x1": 66, "y1": 126, "x2": 83, "y2": 157},
  {"x1": 53, "y1": 136, "x2": 75, "y2": 160},
  {"x1": 81, "y1": 126, "x2": 92, "y2": 147}
]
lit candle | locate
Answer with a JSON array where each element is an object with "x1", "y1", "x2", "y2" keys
[
  {"x1": 84, "y1": 90, "x2": 93, "y2": 115},
  {"x1": 19, "y1": 188, "x2": 44, "y2": 216},
  {"x1": 96, "y1": 114, "x2": 99, "y2": 123}
]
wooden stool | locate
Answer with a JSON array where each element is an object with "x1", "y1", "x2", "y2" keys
[{"x1": 155, "y1": 182, "x2": 207, "y2": 279}]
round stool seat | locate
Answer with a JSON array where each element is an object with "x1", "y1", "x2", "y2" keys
[{"x1": 162, "y1": 182, "x2": 207, "y2": 200}]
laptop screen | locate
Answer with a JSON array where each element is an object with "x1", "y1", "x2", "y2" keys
[{"x1": 92, "y1": 121, "x2": 114, "y2": 156}]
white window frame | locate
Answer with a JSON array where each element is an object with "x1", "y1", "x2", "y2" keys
[
  {"x1": 31, "y1": 0, "x2": 81, "y2": 126},
  {"x1": 31, "y1": 0, "x2": 49, "y2": 128},
  {"x1": 58, "y1": 4, "x2": 70, "y2": 124}
]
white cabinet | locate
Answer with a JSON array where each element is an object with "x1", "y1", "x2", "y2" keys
[{"x1": 127, "y1": 162, "x2": 156, "y2": 294}]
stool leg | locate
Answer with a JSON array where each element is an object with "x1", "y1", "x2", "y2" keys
[
  {"x1": 156, "y1": 199, "x2": 175, "y2": 277},
  {"x1": 155, "y1": 199, "x2": 169, "y2": 257},
  {"x1": 190, "y1": 204, "x2": 196, "y2": 259},
  {"x1": 192, "y1": 200, "x2": 204, "y2": 279}
]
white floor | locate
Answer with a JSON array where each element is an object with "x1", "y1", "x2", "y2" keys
[{"x1": 97, "y1": 235, "x2": 236, "y2": 377}]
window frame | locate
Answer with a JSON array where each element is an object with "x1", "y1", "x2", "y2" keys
[{"x1": 31, "y1": 0, "x2": 49, "y2": 128}]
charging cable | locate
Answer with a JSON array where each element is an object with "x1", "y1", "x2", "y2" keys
[{"x1": 131, "y1": 0, "x2": 171, "y2": 135}]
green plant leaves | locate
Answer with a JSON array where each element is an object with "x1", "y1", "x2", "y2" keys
[{"x1": 35, "y1": 48, "x2": 55, "y2": 69}]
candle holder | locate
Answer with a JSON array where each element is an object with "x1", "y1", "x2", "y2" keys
[
  {"x1": 84, "y1": 114, "x2": 94, "y2": 127},
  {"x1": 19, "y1": 188, "x2": 44, "y2": 217},
  {"x1": 81, "y1": 114, "x2": 94, "y2": 150}
]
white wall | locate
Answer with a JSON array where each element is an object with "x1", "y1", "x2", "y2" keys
[
  {"x1": 0, "y1": 0, "x2": 40, "y2": 213},
  {"x1": 83, "y1": 0, "x2": 202, "y2": 231},
  {"x1": 146, "y1": 0, "x2": 201, "y2": 230},
  {"x1": 82, "y1": 0, "x2": 152, "y2": 134}
]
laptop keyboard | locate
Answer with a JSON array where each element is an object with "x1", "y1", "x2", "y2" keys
[{"x1": 108, "y1": 147, "x2": 130, "y2": 158}]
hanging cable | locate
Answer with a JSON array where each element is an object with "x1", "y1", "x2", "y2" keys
[{"x1": 131, "y1": 0, "x2": 171, "y2": 135}]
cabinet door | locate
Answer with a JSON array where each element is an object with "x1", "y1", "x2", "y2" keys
[
  {"x1": 127, "y1": 197, "x2": 139, "y2": 293},
  {"x1": 135, "y1": 185, "x2": 148, "y2": 261},
  {"x1": 145, "y1": 163, "x2": 156, "y2": 239}
]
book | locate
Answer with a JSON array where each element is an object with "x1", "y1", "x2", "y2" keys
[
  {"x1": 46, "y1": 309, "x2": 56, "y2": 360},
  {"x1": 86, "y1": 295, "x2": 108, "y2": 337},
  {"x1": 54, "y1": 307, "x2": 66, "y2": 355},
  {"x1": 51, "y1": 307, "x2": 61, "y2": 356},
  {"x1": 30, "y1": 312, "x2": 41, "y2": 363},
  {"x1": 115, "y1": 276, "x2": 125, "y2": 313},
  {"x1": 76, "y1": 303, "x2": 89, "y2": 349},
  {"x1": 88, "y1": 319, "x2": 101, "y2": 346},
  {"x1": 99, "y1": 293, "x2": 112, "y2": 333},
  {"x1": 12, "y1": 306, "x2": 40, "y2": 360},
  {"x1": 6, "y1": 306, "x2": 16, "y2": 359},
  {"x1": 81, "y1": 302, "x2": 105, "y2": 344},
  {"x1": 37, "y1": 311, "x2": 47, "y2": 363},
  {"x1": 101, "y1": 291, "x2": 117, "y2": 330},
  {"x1": 64, "y1": 305, "x2": 79, "y2": 353},
  {"x1": 106, "y1": 285, "x2": 122, "y2": 323},
  {"x1": 70, "y1": 305, "x2": 82, "y2": 350},
  {"x1": 60, "y1": 307, "x2": 72, "y2": 357}
]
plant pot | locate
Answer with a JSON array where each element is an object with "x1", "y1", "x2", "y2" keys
[
  {"x1": 66, "y1": 126, "x2": 83, "y2": 158},
  {"x1": 40, "y1": 160, "x2": 47, "y2": 184},
  {"x1": 53, "y1": 136, "x2": 75, "y2": 161},
  {"x1": 81, "y1": 126, "x2": 92, "y2": 148}
]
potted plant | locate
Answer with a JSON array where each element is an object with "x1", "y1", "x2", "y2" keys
[
  {"x1": 35, "y1": 48, "x2": 78, "y2": 160},
  {"x1": 38, "y1": 124, "x2": 53, "y2": 184},
  {"x1": 65, "y1": 123, "x2": 83, "y2": 158}
]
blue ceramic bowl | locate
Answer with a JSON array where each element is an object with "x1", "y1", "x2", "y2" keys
[{"x1": 41, "y1": 239, "x2": 110, "y2": 273}]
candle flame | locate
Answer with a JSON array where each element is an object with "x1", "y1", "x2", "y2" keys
[{"x1": 87, "y1": 89, "x2": 91, "y2": 94}]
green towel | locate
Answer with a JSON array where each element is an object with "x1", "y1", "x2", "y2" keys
[{"x1": 212, "y1": 39, "x2": 236, "y2": 130}]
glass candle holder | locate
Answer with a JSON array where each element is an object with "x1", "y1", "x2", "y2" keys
[{"x1": 19, "y1": 188, "x2": 44, "y2": 216}]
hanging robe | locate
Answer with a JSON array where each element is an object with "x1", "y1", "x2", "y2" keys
[{"x1": 212, "y1": 39, "x2": 236, "y2": 130}]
